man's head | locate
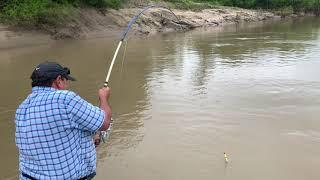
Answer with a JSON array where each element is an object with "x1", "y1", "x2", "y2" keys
[{"x1": 31, "y1": 61, "x2": 76, "y2": 90}]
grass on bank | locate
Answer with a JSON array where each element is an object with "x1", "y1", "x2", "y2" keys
[
  {"x1": 0, "y1": 0, "x2": 123, "y2": 27},
  {"x1": 162, "y1": 0, "x2": 219, "y2": 10},
  {"x1": 165, "y1": 0, "x2": 320, "y2": 14}
]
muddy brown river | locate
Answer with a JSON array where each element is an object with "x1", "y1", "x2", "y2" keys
[{"x1": 1, "y1": 18, "x2": 320, "y2": 180}]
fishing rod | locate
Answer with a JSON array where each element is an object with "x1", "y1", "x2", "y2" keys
[
  {"x1": 104, "y1": 4, "x2": 181, "y2": 87},
  {"x1": 99, "y1": 4, "x2": 182, "y2": 143}
]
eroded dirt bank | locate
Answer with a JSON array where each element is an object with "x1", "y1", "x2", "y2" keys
[{"x1": 1, "y1": 6, "x2": 277, "y2": 40}]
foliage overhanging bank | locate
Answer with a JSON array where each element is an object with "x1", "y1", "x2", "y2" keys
[{"x1": 0, "y1": 0, "x2": 123, "y2": 26}]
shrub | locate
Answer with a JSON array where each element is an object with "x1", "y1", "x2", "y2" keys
[
  {"x1": 2, "y1": 0, "x2": 49, "y2": 23},
  {"x1": 0, "y1": 0, "x2": 123, "y2": 25}
]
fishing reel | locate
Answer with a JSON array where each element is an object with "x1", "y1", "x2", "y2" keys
[{"x1": 94, "y1": 119, "x2": 113, "y2": 147}]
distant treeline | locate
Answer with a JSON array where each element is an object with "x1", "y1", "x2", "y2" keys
[
  {"x1": 218, "y1": 0, "x2": 320, "y2": 13},
  {"x1": 166, "y1": 0, "x2": 320, "y2": 14}
]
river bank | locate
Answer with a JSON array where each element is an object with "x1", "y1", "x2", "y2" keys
[{"x1": 0, "y1": 5, "x2": 278, "y2": 40}]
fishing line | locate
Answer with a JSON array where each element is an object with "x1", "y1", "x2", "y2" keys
[
  {"x1": 97, "y1": 4, "x2": 231, "y2": 167},
  {"x1": 118, "y1": 39, "x2": 128, "y2": 90}
]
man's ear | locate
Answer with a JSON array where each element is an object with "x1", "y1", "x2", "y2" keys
[{"x1": 52, "y1": 75, "x2": 62, "y2": 89}]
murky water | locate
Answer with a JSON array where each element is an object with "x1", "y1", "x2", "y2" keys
[{"x1": 1, "y1": 18, "x2": 320, "y2": 180}]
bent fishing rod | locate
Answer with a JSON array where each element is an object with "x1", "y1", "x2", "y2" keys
[
  {"x1": 103, "y1": 4, "x2": 181, "y2": 87},
  {"x1": 99, "y1": 4, "x2": 182, "y2": 142}
]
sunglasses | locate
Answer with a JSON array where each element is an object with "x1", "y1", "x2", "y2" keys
[{"x1": 63, "y1": 67, "x2": 71, "y2": 75}]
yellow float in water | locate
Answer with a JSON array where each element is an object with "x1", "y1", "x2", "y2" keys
[{"x1": 224, "y1": 152, "x2": 229, "y2": 163}]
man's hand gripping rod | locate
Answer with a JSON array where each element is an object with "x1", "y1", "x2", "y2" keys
[{"x1": 98, "y1": 41, "x2": 122, "y2": 143}]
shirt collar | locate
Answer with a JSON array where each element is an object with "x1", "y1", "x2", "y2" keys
[{"x1": 32, "y1": 86, "x2": 57, "y2": 93}]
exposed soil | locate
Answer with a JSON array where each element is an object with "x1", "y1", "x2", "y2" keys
[{"x1": 1, "y1": 6, "x2": 278, "y2": 40}]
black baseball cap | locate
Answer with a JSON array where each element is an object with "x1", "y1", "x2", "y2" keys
[{"x1": 31, "y1": 61, "x2": 76, "y2": 82}]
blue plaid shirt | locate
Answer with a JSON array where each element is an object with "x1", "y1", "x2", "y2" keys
[{"x1": 15, "y1": 86, "x2": 105, "y2": 179}]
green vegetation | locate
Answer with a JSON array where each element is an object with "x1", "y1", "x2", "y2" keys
[
  {"x1": 166, "y1": 0, "x2": 320, "y2": 15},
  {"x1": 164, "y1": 0, "x2": 219, "y2": 10},
  {"x1": 0, "y1": 0, "x2": 123, "y2": 26}
]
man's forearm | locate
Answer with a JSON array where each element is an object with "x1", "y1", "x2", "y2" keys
[{"x1": 99, "y1": 99, "x2": 112, "y2": 131}]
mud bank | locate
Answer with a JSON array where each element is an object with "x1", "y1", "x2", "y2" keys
[{"x1": 1, "y1": 6, "x2": 278, "y2": 40}]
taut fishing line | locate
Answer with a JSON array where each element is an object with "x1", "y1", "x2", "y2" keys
[{"x1": 118, "y1": 39, "x2": 128, "y2": 89}]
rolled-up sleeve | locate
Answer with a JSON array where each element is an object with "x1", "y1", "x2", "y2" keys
[{"x1": 66, "y1": 92, "x2": 105, "y2": 132}]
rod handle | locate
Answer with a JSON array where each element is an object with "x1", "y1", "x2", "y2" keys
[{"x1": 104, "y1": 82, "x2": 108, "y2": 87}]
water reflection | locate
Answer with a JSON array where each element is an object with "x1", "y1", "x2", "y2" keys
[
  {"x1": 186, "y1": 18, "x2": 320, "y2": 66},
  {"x1": 137, "y1": 18, "x2": 320, "y2": 99}
]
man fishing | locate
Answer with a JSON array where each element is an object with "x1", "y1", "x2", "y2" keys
[{"x1": 15, "y1": 61, "x2": 112, "y2": 179}]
